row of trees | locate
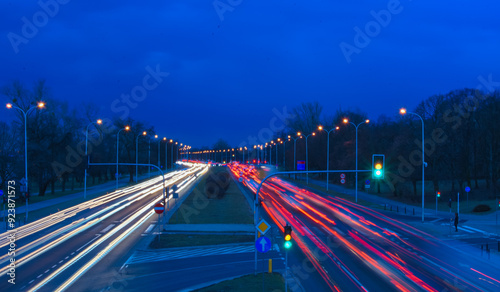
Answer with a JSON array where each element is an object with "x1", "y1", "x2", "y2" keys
[
  {"x1": 0, "y1": 80, "x2": 179, "y2": 197},
  {"x1": 202, "y1": 89, "x2": 499, "y2": 201}
]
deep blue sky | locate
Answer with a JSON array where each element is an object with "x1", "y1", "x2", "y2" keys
[{"x1": 1, "y1": 1, "x2": 499, "y2": 147}]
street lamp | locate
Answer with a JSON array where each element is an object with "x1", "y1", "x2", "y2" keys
[
  {"x1": 169, "y1": 139, "x2": 174, "y2": 169},
  {"x1": 304, "y1": 132, "x2": 316, "y2": 184},
  {"x1": 116, "y1": 125, "x2": 130, "y2": 189},
  {"x1": 135, "y1": 131, "x2": 147, "y2": 183},
  {"x1": 84, "y1": 119, "x2": 103, "y2": 198},
  {"x1": 289, "y1": 133, "x2": 302, "y2": 179},
  {"x1": 6, "y1": 102, "x2": 46, "y2": 221},
  {"x1": 400, "y1": 108, "x2": 426, "y2": 222},
  {"x1": 343, "y1": 118, "x2": 369, "y2": 203},
  {"x1": 318, "y1": 125, "x2": 340, "y2": 190}
]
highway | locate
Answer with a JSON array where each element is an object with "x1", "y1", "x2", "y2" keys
[
  {"x1": 229, "y1": 163, "x2": 500, "y2": 292},
  {"x1": 0, "y1": 162, "x2": 208, "y2": 291}
]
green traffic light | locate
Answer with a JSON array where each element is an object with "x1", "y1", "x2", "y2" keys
[{"x1": 284, "y1": 241, "x2": 292, "y2": 249}]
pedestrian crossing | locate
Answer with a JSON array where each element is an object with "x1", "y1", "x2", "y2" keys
[{"x1": 125, "y1": 244, "x2": 256, "y2": 265}]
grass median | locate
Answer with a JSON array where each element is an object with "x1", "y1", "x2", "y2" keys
[{"x1": 169, "y1": 166, "x2": 253, "y2": 224}]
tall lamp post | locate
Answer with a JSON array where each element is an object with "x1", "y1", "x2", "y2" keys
[
  {"x1": 170, "y1": 139, "x2": 174, "y2": 169},
  {"x1": 85, "y1": 119, "x2": 103, "y2": 198},
  {"x1": 284, "y1": 139, "x2": 291, "y2": 170},
  {"x1": 135, "y1": 131, "x2": 147, "y2": 183},
  {"x1": 289, "y1": 133, "x2": 302, "y2": 179},
  {"x1": 304, "y1": 132, "x2": 316, "y2": 184},
  {"x1": 116, "y1": 125, "x2": 130, "y2": 189},
  {"x1": 318, "y1": 125, "x2": 340, "y2": 191},
  {"x1": 6, "y1": 102, "x2": 46, "y2": 221},
  {"x1": 400, "y1": 108, "x2": 426, "y2": 222},
  {"x1": 343, "y1": 118, "x2": 369, "y2": 203}
]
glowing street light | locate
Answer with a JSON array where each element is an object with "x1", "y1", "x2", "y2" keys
[
  {"x1": 318, "y1": 125, "x2": 340, "y2": 191},
  {"x1": 116, "y1": 125, "x2": 130, "y2": 189},
  {"x1": 344, "y1": 118, "x2": 370, "y2": 202},
  {"x1": 85, "y1": 119, "x2": 104, "y2": 198}
]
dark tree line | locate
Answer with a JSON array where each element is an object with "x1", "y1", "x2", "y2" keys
[{"x1": 0, "y1": 80, "x2": 178, "y2": 197}]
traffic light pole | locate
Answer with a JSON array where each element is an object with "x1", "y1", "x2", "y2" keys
[{"x1": 253, "y1": 169, "x2": 372, "y2": 275}]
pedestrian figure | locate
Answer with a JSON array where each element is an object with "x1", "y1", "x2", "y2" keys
[{"x1": 454, "y1": 212, "x2": 459, "y2": 232}]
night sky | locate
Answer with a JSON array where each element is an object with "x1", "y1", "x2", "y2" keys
[{"x1": 1, "y1": 1, "x2": 499, "y2": 147}]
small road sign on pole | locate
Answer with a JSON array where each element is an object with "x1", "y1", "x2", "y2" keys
[
  {"x1": 255, "y1": 236, "x2": 271, "y2": 253},
  {"x1": 340, "y1": 173, "x2": 346, "y2": 179},
  {"x1": 154, "y1": 203, "x2": 164, "y2": 214},
  {"x1": 340, "y1": 178, "x2": 346, "y2": 184},
  {"x1": 0, "y1": 190, "x2": 3, "y2": 196},
  {"x1": 256, "y1": 219, "x2": 271, "y2": 235}
]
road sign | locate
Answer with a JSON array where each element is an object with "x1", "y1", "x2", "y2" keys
[
  {"x1": 256, "y1": 219, "x2": 271, "y2": 235},
  {"x1": 173, "y1": 192, "x2": 179, "y2": 199},
  {"x1": 340, "y1": 173, "x2": 346, "y2": 179},
  {"x1": 340, "y1": 178, "x2": 346, "y2": 184},
  {"x1": 238, "y1": 177, "x2": 243, "y2": 182},
  {"x1": 0, "y1": 190, "x2": 3, "y2": 196},
  {"x1": 465, "y1": 186, "x2": 470, "y2": 192},
  {"x1": 20, "y1": 178, "x2": 27, "y2": 185},
  {"x1": 365, "y1": 179, "x2": 370, "y2": 184},
  {"x1": 255, "y1": 236, "x2": 271, "y2": 253},
  {"x1": 297, "y1": 161, "x2": 305, "y2": 170},
  {"x1": 154, "y1": 203, "x2": 164, "y2": 214},
  {"x1": 172, "y1": 184, "x2": 178, "y2": 191}
]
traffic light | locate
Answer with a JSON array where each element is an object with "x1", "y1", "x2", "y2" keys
[
  {"x1": 372, "y1": 154, "x2": 385, "y2": 179},
  {"x1": 437, "y1": 192, "x2": 441, "y2": 198},
  {"x1": 498, "y1": 200, "x2": 500, "y2": 208},
  {"x1": 284, "y1": 225, "x2": 292, "y2": 249}
]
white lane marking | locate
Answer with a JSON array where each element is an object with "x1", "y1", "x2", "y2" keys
[
  {"x1": 144, "y1": 224, "x2": 155, "y2": 233},
  {"x1": 59, "y1": 260, "x2": 63, "y2": 264},
  {"x1": 65, "y1": 256, "x2": 69, "y2": 259},
  {"x1": 71, "y1": 252, "x2": 75, "y2": 255},
  {"x1": 52, "y1": 265, "x2": 57, "y2": 268},
  {"x1": 430, "y1": 218, "x2": 442, "y2": 223},
  {"x1": 462, "y1": 226, "x2": 487, "y2": 233},
  {"x1": 457, "y1": 227, "x2": 475, "y2": 233},
  {"x1": 37, "y1": 274, "x2": 43, "y2": 278},
  {"x1": 76, "y1": 234, "x2": 101, "y2": 252},
  {"x1": 100, "y1": 224, "x2": 115, "y2": 233},
  {"x1": 44, "y1": 269, "x2": 49, "y2": 273},
  {"x1": 29, "y1": 280, "x2": 35, "y2": 284}
]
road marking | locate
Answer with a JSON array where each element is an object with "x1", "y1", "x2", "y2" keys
[
  {"x1": 20, "y1": 286, "x2": 26, "y2": 290},
  {"x1": 58, "y1": 260, "x2": 63, "y2": 264},
  {"x1": 29, "y1": 280, "x2": 34, "y2": 284},
  {"x1": 457, "y1": 227, "x2": 475, "y2": 233},
  {"x1": 45, "y1": 269, "x2": 49, "y2": 273},
  {"x1": 52, "y1": 265, "x2": 57, "y2": 268},
  {"x1": 430, "y1": 218, "x2": 442, "y2": 223},
  {"x1": 100, "y1": 224, "x2": 115, "y2": 233},
  {"x1": 37, "y1": 274, "x2": 43, "y2": 278},
  {"x1": 144, "y1": 224, "x2": 155, "y2": 234},
  {"x1": 65, "y1": 256, "x2": 69, "y2": 259},
  {"x1": 462, "y1": 226, "x2": 487, "y2": 233},
  {"x1": 76, "y1": 234, "x2": 101, "y2": 252}
]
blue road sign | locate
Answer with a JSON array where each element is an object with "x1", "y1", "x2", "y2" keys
[
  {"x1": 297, "y1": 161, "x2": 305, "y2": 171},
  {"x1": 465, "y1": 186, "x2": 471, "y2": 192},
  {"x1": 365, "y1": 179, "x2": 370, "y2": 185},
  {"x1": 255, "y1": 236, "x2": 271, "y2": 253},
  {"x1": 0, "y1": 190, "x2": 3, "y2": 196}
]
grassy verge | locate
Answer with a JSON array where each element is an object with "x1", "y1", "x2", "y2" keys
[
  {"x1": 193, "y1": 272, "x2": 287, "y2": 292},
  {"x1": 149, "y1": 233, "x2": 254, "y2": 249},
  {"x1": 169, "y1": 166, "x2": 253, "y2": 224}
]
